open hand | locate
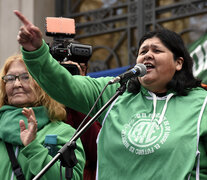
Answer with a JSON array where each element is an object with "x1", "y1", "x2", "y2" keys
[{"x1": 19, "y1": 107, "x2": 38, "y2": 146}]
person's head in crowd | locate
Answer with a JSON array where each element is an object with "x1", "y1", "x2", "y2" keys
[
  {"x1": 128, "y1": 28, "x2": 201, "y2": 95},
  {"x1": 0, "y1": 54, "x2": 66, "y2": 121}
]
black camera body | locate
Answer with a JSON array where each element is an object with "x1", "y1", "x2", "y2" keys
[
  {"x1": 45, "y1": 17, "x2": 92, "y2": 75},
  {"x1": 49, "y1": 39, "x2": 92, "y2": 75},
  {"x1": 50, "y1": 39, "x2": 92, "y2": 63}
]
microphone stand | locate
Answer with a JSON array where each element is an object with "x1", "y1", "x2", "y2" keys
[{"x1": 32, "y1": 83, "x2": 127, "y2": 180}]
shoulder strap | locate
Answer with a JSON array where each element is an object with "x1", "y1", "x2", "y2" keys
[{"x1": 5, "y1": 142, "x2": 25, "y2": 180}]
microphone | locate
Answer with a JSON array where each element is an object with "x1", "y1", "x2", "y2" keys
[{"x1": 109, "y1": 63, "x2": 147, "y2": 84}]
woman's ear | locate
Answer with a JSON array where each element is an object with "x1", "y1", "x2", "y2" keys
[{"x1": 175, "y1": 57, "x2": 184, "y2": 71}]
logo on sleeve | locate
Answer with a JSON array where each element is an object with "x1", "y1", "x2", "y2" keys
[{"x1": 121, "y1": 113, "x2": 170, "y2": 155}]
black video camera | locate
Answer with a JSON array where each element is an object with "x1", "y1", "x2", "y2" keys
[{"x1": 45, "y1": 17, "x2": 92, "y2": 75}]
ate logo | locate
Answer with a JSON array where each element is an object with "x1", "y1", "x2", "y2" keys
[{"x1": 121, "y1": 113, "x2": 170, "y2": 155}]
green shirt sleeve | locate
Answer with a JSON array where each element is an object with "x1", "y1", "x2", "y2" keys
[
  {"x1": 22, "y1": 40, "x2": 119, "y2": 121},
  {"x1": 20, "y1": 122, "x2": 85, "y2": 180}
]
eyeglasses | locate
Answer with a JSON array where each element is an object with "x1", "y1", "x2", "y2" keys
[{"x1": 2, "y1": 73, "x2": 30, "y2": 84}]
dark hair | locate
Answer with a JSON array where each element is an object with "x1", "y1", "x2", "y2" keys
[{"x1": 127, "y1": 28, "x2": 201, "y2": 95}]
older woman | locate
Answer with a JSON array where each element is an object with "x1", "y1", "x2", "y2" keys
[
  {"x1": 15, "y1": 10, "x2": 207, "y2": 180},
  {"x1": 0, "y1": 54, "x2": 85, "y2": 180}
]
